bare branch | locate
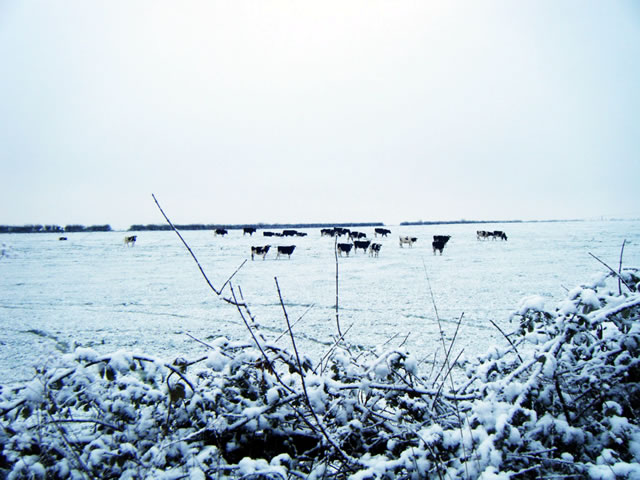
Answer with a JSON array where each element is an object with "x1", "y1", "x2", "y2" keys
[
  {"x1": 275, "y1": 276, "x2": 354, "y2": 466},
  {"x1": 334, "y1": 236, "x2": 343, "y2": 338},
  {"x1": 588, "y1": 251, "x2": 634, "y2": 292},
  {"x1": 152, "y1": 193, "x2": 221, "y2": 296},
  {"x1": 489, "y1": 319, "x2": 524, "y2": 364},
  {"x1": 619, "y1": 239, "x2": 627, "y2": 295}
]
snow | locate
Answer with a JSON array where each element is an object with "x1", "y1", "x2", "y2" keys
[
  {"x1": 514, "y1": 295, "x2": 547, "y2": 316},
  {"x1": 1, "y1": 220, "x2": 639, "y2": 479},
  {"x1": 1, "y1": 220, "x2": 638, "y2": 385}
]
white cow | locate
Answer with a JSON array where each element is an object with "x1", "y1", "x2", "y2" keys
[{"x1": 399, "y1": 236, "x2": 417, "y2": 248}]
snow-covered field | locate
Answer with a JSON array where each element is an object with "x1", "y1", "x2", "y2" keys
[{"x1": 1, "y1": 220, "x2": 638, "y2": 386}]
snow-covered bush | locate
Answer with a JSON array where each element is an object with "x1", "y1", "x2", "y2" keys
[{"x1": 1, "y1": 268, "x2": 639, "y2": 479}]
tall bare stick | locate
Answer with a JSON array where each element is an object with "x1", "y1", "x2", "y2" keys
[
  {"x1": 334, "y1": 236, "x2": 343, "y2": 338},
  {"x1": 489, "y1": 319, "x2": 523, "y2": 364},
  {"x1": 422, "y1": 260, "x2": 470, "y2": 480},
  {"x1": 619, "y1": 240, "x2": 627, "y2": 295},
  {"x1": 152, "y1": 194, "x2": 223, "y2": 295},
  {"x1": 275, "y1": 277, "x2": 353, "y2": 465},
  {"x1": 588, "y1": 250, "x2": 633, "y2": 292}
]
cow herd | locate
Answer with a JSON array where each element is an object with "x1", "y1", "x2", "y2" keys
[
  {"x1": 246, "y1": 227, "x2": 464, "y2": 260},
  {"x1": 122, "y1": 227, "x2": 508, "y2": 260},
  {"x1": 251, "y1": 227, "x2": 385, "y2": 260}
]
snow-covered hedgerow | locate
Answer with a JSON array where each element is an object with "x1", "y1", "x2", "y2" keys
[{"x1": 1, "y1": 267, "x2": 639, "y2": 479}]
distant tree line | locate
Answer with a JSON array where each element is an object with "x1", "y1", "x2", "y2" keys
[
  {"x1": 128, "y1": 222, "x2": 385, "y2": 231},
  {"x1": 400, "y1": 219, "x2": 524, "y2": 226},
  {"x1": 0, "y1": 224, "x2": 112, "y2": 234},
  {"x1": 400, "y1": 219, "x2": 583, "y2": 226}
]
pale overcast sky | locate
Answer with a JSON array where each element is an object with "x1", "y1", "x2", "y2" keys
[{"x1": 1, "y1": 1, "x2": 639, "y2": 229}]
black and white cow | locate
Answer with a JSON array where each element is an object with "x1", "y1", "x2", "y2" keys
[
  {"x1": 477, "y1": 230, "x2": 507, "y2": 241},
  {"x1": 321, "y1": 228, "x2": 336, "y2": 237},
  {"x1": 399, "y1": 236, "x2": 417, "y2": 248},
  {"x1": 353, "y1": 240, "x2": 371, "y2": 254},
  {"x1": 349, "y1": 231, "x2": 367, "y2": 240},
  {"x1": 124, "y1": 235, "x2": 137, "y2": 246},
  {"x1": 337, "y1": 243, "x2": 353, "y2": 257},
  {"x1": 374, "y1": 228, "x2": 391, "y2": 237},
  {"x1": 369, "y1": 243, "x2": 382, "y2": 257},
  {"x1": 263, "y1": 231, "x2": 275, "y2": 237},
  {"x1": 276, "y1": 245, "x2": 296, "y2": 259},
  {"x1": 214, "y1": 228, "x2": 228, "y2": 236},
  {"x1": 243, "y1": 227, "x2": 257, "y2": 236},
  {"x1": 250, "y1": 245, "x2": 270, "y2": 260}
]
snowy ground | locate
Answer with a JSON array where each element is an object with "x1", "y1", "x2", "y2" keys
[{"x1": 1, "y1": 220, "x2": 638, "y2": 386}]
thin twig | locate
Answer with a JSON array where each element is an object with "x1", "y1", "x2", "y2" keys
[
  {"x1": 555, "y1": 376, "x2": 572, "y2": 426},
  {"x1": 152, "y1": 193, "x2": 221, "y2": 295},
  {"x1": 45, "y1": 392, "x2": 92, "y2": 479},
  {"x1": 334, "y1": 236, "x2": 343, "y2": 338},
  {"x1": 489, "y1": 318, "x2": 524, "y2": 364},
  {"x1": 219, "y1": 259, "x2": 248, "y2": 294},
  {"x1": 398, "y1": 332, "x2": 411, "y2": 348},
  {"x1": 229, "y1": 284, "x2": 293, "y2": 394},
  {"x1": 184, "y1": 332, "x2": 217, "y2": 351},
  {"x1": 275, "y1": 276, "x2": 353, "y2": 465},
  {"x1": 618, "y1": 240, "x2": 627, "y2": 295},
  {"x1": 588, "y1": 251, "x2": 633, "y2": 292},
  {"x1": 422, "y1": 260, "x2": 470, "y2": 480},
  {"x1": 432, "y1": 312, "x2": 465, "y2": 387},
  {"x1": 432, "y1": 349, "x2": 466, "y2": 405},
  {"x1": 315, "y1": 323, "x2": 354, "y2": 376},
  {"x1": 274, "y1": 303, "x2": 316, "y2": 344}
]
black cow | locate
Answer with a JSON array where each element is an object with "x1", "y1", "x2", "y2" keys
[
  {"x1": 353, "y1": 240, "x2": 371, "y2": 254},
  {"x1": 250, "y1": 245, "x2": 270, "y2": 260},
  {"x1": 59, "y1": 237, "x2": 68, "y2": 241},
  {"x1": 493, "y1": 230, "x2": 508, "y2": 241},
  {"x1": 432, "y1": 239, "x2": 447, "y2": 255},
  {"x1": 349, "y1": 231, "x2": 367, "y2": 240},
  {"x1": 337, "y1": 243, "x2": 353, "y2": 257},
  {"x1": 214, "y1": 229, "x2": 228, "y2": 236},
  {"x1": 321, "y1": 228, "x2": 336, "y2": 237},
  {"x1": 369, "y1": 243, "x2": 382, "y2": 257},
  {"x1": 263, "y1": 231, "x2": 275, "y2": 237},
  {"x1": 334, "y1": 227, "x2": 351, "y2": 237},
  {"x1": 276, "y1": 245, "x2": 296, "y2": 259},
  {"x1": 433, "y1": 235, "x2": 451, "y2": 245},
  {"x1": 375, "y1": 228, "x2": 391, "y2": 237},
  {"x1": 282, "y1": 230, "x2": 298, "y2": 237},
  {"x1": 243, "y1": 227, "x2": 257, "y2": 236}
]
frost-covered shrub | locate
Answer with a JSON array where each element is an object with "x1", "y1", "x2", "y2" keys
[{"x1": 1, "y1": 268, "x2": 639, "y2": 479}]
